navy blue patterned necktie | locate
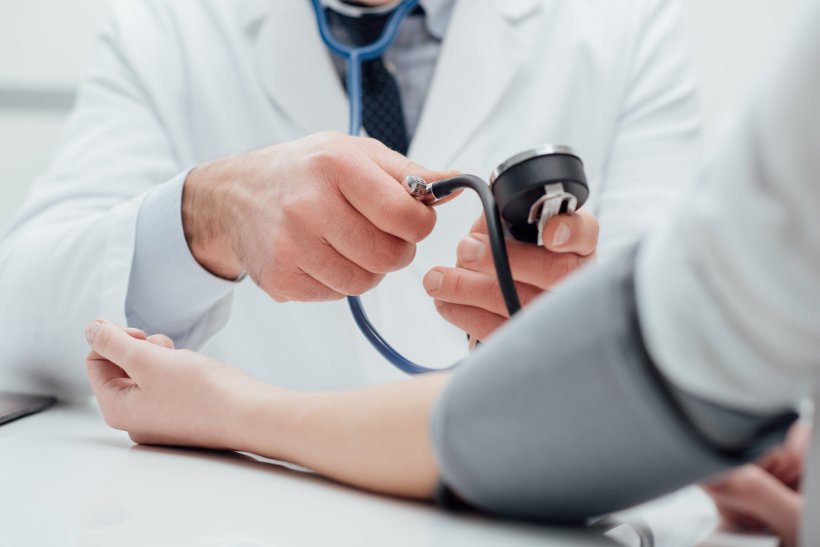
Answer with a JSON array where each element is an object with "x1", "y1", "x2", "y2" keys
[{"x1": 326, "y1": 7, "x2": 416, "y2": 155}]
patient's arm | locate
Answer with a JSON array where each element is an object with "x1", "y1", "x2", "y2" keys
[
  {"x1": 86, "y1": 246, "x2": 796, "y2": 521},
  {"x1": 85, "y1": 319, "x2": 447, "y2": 499}
]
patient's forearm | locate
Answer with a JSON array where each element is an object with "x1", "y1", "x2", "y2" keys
[{"x1": 235, "y1": 373, "x2": 450, "y2": 499}]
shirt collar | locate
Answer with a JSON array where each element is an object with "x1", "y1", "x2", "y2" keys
[
  {"x1": 418, "y1": 0, "x2": 454, "y2": 40},
  {"x1": 321, "y1": 0, "x2": 455, "y2": 41},
  {"x1": 240, "y1": 0, "x2": 456, "y2": 41}
]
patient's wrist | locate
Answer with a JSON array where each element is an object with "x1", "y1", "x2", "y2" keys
[{"x1": 226, "y1": 382, "x2": 292, "y2": 457}]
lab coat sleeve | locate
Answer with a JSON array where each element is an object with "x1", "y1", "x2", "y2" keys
[
  {"x1": 125, "y1": 173, "x2": 238, "y2": 341},
  {"x1": 595, "y1": 0, "x2": 700, "y2": 260},
  {"x1": 0, "y1": 3, "x2": 233, "y2": 400},
  {"x1": 635, "y1": 0, "x2": 820, "y2": 413}
]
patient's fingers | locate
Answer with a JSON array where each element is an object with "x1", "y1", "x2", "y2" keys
[
  {"x1": 84, "y1": 320, "x2": 164, "y2": 381},
  {"x1": 86, "y1": 326, "x2": 147, "y2": 362},
  {"x1": 147, "y1": 334, "x2": 175, "y2": 349},
  {"x1": 704, "y1": 466, "x2": 800, "y2": 546},
  {"x1": 125, "y1": 328, "x2": 148, "y2": 340},
  {"x1": 86, "y1": 352, "x2": 135, "y2": 393}
]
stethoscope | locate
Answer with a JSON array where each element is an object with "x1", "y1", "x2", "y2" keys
[{"x1": 311, "y1": 0, "x2": 589, "y2": 374}]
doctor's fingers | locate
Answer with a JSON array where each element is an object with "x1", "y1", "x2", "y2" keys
[
  {"x1": 318, "y1": 199, "x2": 417, "y2": 274},
  {"x1": 467, "y1": 215, "x2": 488, "y2": 235},
  {"x1": 338, "y1": 142, "x2": 440, "y2": 243},
  {"x1": 466, "y1": 211, "x2": 599, "y2": 257},
  {"x1": 356, "y1": 138, "x2": 464, "y2": 207},
  {"x1": 356, "y1": 137, "x2": 459, "y2": 189},
  {"x1": 456, "y1": 233, "x2": 593, "y2": 289},
  {"x1": 253, "y1": 238, "x2": 375, "y2": 301},
  {"x1": 255, "y1": 265, "x2": 344, "y2": 303},
  {"x1": 540, "y1": 211, "x2": 599, "y2": 256},
  {"x1": 432, "y1": 301, "x2": 506, "y2": 343},
  {"x1": 338, "y1": 169, "x2": 435, "y2": 244},
  {"x1": 297, "y1": 238, "x2": 386, "y2": 298},
  {"x1": 424, "y1": 267, "x2": 543, "y2": 318}
]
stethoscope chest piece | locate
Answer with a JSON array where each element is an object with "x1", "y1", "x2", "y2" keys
[{"x1": 490, "y1": 146, "x2": 589, "y2": 245}]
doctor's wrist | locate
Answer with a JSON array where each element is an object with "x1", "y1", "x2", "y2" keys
[{"x1": 182, "y1": 162, "x2": 244, "y2": 280}]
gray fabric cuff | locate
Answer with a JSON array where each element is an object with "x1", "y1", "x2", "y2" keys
[{"x1": 431, "y1": 246, "x2": 795, "y2": 521}]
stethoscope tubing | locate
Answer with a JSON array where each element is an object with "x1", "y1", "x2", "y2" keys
[{"x1": 311, "y1": 0, "x2": 456, "y2": 374}]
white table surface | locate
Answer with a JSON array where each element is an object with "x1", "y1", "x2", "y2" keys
[{"x1": 0, "y1": 402, "x2": 778, "y2": 547}]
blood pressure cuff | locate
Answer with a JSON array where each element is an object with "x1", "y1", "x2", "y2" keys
[{"x1": 431, "y1": 246, "x2": 797, "y2": 522}]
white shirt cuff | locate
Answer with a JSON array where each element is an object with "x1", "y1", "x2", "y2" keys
[{"x1": 126, "y1": 170, "x2": 238, "y2": 338}]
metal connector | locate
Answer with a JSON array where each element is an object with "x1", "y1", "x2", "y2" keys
[{"x1": 402, "y1": 175, "x2": 437, "y2": 204}]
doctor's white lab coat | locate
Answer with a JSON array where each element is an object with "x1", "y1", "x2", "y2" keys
[{"x1": 0, "y1": 0, "x2": 699, "y2": 398}]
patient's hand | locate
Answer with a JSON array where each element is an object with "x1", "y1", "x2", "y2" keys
[
  {"x1": 702, "y1": 422, "x2": 808, "y2": 547},
  {"x1": 85, "y1": 320, "x2": 266, "y2": 449},
  {"x1": 424, "y1": 212, "x2": 598, "y2": 341},
  {"x1": 85, "y1": 320, "x2": 445, "y2": 499}
]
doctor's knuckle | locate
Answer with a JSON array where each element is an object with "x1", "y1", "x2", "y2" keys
[
  {"x1": 328, "y1": 261, "x2": 356, "y2": 291},
  {"x1": 363, "y1": 136, "x2": 386, "y2": 150},
  {"x1": 396, "y1": 207, "x2": 434, "y2": 243},
  {"x1": 375, "y1": 239, "x2": 415, "y2": 272},
  {"x1": 394, "y1": 241, "x2": 417, "y2": 269},
  {"x1": 450, "y1": 270, "x2": 468, "y2": 297},
  {"x1": 311, "y1": 131, "x2": 345, "y2": 152},
  {"x1": 347, "y1": 271, "x2": 383, "y2": 296},
  {"x1": 280, "y1": 191, "x2": 320, "y2": 226},
  {"x1": 521, "y1": 284, "x2": 543, "y2": 305},
  {"x1": 310, "y1": 147, "x2": 352, "y2": 179},
  {"x1": 539, "y1": 254, "x2": 566, "y2": 282},
  {"x1": 560, "y1": 253, "x2": 583, "y2": 274}
]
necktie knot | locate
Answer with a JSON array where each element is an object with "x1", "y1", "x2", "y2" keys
[
  {"x1": 327, "y1": 10, "x2": 391, "y2": 46},
  {"x1": 326, "y1": 4, "x2": 424, "y2": 46},
  {"x1": 324, "y1": 3, "x2": 422, "y2": 155}
]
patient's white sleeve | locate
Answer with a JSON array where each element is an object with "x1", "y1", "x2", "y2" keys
[{"x1": 636, "y1": 0, "x2": 820, "y2": 413}]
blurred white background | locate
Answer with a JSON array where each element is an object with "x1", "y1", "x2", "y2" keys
[{"x1": 0, "y1": 0, "x2": 803, "y2": 228}]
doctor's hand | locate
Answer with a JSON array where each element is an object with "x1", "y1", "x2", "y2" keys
[
  {"x1": 183, "y1": 132, "x2": 456, "y2": 302},
  {"x1": 424, "y1": 212, "x2": 599, "y2": 341},
  {"x1": 85, "y1": 319, "x2": 267, "y2": 449}
]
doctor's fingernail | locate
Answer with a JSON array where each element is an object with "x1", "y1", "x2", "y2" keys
[
  {"x1": 84, "y1": 320, "x2": 103, "y2": 344},
  {"x1": 423, "y1": 271, "x2": 444, "y2": 293},
  {"x1": 457, "y1": 237, "x2": 484, "y2": 263},
  {"x1": 552, "y1": 223, "x2": 571, "y2": 247}
]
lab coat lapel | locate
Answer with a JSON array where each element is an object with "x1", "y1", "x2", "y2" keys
[
  {"x1": 409, "y1": 0, "x2": 541, "y2": 168},
  {"x1": 251, "y1": 0, "x2": 348, "y2": 136}
]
